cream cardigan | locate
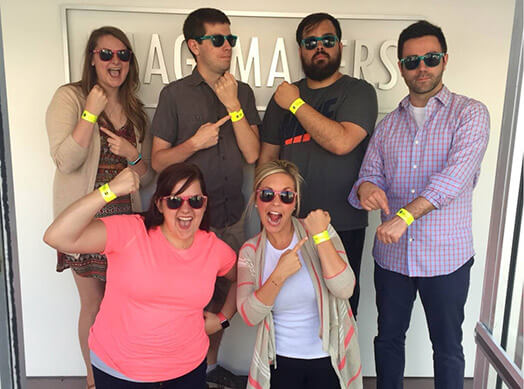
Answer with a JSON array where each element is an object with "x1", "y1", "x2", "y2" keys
[
  {"x1": 46, "y1": 84, "x2": 154, "y2": 217},
  {"x1": 237, "y1": 217, "x2": 362, "y2": 389}
]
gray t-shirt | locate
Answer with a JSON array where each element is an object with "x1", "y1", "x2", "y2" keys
[
  {"x1": 152, "y1": 69, "x2": 261, "y2": 228},
  {"x1": 262, "y1": 75, "x2": 377, "y2": 231}
]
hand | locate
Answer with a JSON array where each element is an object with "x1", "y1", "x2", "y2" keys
[
  {"x1": 376, "y1": 215, "x2": 409, "y2": 244},
  {"x1": 107, "y1": 167, "x2": 139, "y2": 197},
  {"x1": 214, "y1": 72, "x2": 240, "y2": 112},
  {"x1": 85, "y1": 85, "x2": 108, "y2": 117},
  {"x1": 100, "y1": 127, "x2": 138, "y2": 161},
  {"x1": 274, "y1": 81, "x2": 300, "y2": 110},
  {"x1": 274, "y1": 237, "x2": 307, "y2": 281},
  {"x1": 190, "y1": 115, "x2": 231, "y2": 151},
  {"x1": 303, "y1": 209, "x2": 330, "y2": 236},
  {"x1": 203, "y1": 311, "x2": 222, "y2": 335},
  {"x1": 357, "y1": 181, "x2": 390, "y2": 215}
]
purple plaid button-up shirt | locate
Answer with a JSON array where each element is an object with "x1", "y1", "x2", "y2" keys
[{"x1": 348, "y1": 86, "x2": 490, "y2": 277}]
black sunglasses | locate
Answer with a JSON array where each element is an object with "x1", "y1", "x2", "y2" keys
[
  {"x1": 400, "y1": 52, "x2": 445, "y2": 70},
  {"x1": 196, "y1": 34, "x2": 238, "y2": 48},
  {"x1": 300, "y1": 34, "x2": 339, "y2": 50},
  {"x1": 257, "y1": 189, "x2": 296, "y2": 204},
  {"x1": 162, "y1": 194, "x2": 207, "y2": 210},
  {"x1": 93, "y1": 48, "x2": 132, "y2": 62}
]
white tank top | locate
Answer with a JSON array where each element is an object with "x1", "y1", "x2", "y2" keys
[{"x1": 262, "y1": 234, "x2": 328, "y2": 359}]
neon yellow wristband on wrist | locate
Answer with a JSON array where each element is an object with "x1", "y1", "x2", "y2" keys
[
  {"x1": 98, "y1": 183, "x2": 117, "y2": 203},
  {"x1": 229, "y1": 109, "x2": 244, "y2": 122},
  {"x1": 289, "y1": 98, "x2": 305, "y2": 114},
  {"x1": 312, "y1": 230, "x2": 330, "y2": 245},
  {"x1": 81, "y1": 110, "x2": 98, "y2": 124},
  {"x1": 396, "y1": 208, "x2": 414, "y2": 226}
]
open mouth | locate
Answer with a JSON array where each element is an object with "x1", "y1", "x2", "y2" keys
[
  {"x1": 108, "y1": 68, "x2": 121, "y2": 78},
  {"x1": 177, "y1": 216, "x2": 193, "y2": 230},
  {"x1": 267, "y1": 211, "x2": 282, "y2": 226}
]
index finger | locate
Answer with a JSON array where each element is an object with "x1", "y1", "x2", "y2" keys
[
  {"x1": 377, "y1": 193, "x2": 390, "y2": 215},
  {"x1": 214, "y1": 115, "x2": 231, "y2": 127},
  {"x1": 292, "y1": 237, "x2": 308, "y2": 253},
  {"x1": 99, "y1": 126, "x2": 118, "y2": 139}
]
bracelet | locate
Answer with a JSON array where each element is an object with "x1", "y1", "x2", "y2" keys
[
  {"x1": 128, "y1": 153, "x2": 142, "y2": 166},
  {"x1": 81, "y1": 110, "x2": 98, "y2": 123},
  {"x1": 289, "y1": 98, "x2": 305, "y2": 115},
  {"x1": 396, "y1": 208, "x2": 414, "y2": 226},
  {"x1": 98, "y1": 183, "x2": 117, "y2": 203},
  {"x1": 312, "y1": 230, "x2": 330, "y2": 245},
  {"x1": 229, "y1": 109, "x2": 244, "y2": 122}
]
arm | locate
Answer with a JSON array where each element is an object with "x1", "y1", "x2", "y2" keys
[
  {"x1": 204, "y1": 266, "x2": 237, "y2": 335},
  {"x1": 376, "y1": 102, "x2": 490, "y2": 244},
  {"x1": 151, "y1": 116, "x2": 231, "y2": 172},
  {"x1": 136, "y1": 124, "x2": 156, "y2": 187},
  {"x1": 43, "y1": 168, "x2": 139, "y2": 253},
  {"x1": 46, "y1": 85, "x2": 107, "y2": 174},
  {"x1": 258, "y1": 142, "x2": 280, "y2": 166},
  {"x1": 236, "y1": 238, "x2": 305, "y2": 326},
  {"x1": 303, "y1": 211, "x2": 355, "y2": 299},
  {"x1": 273, "y1": 81, "x2": 374, "y2": 155},
  {"x1": 214, "y1": 72, "x2": 260, "y2": 163}
]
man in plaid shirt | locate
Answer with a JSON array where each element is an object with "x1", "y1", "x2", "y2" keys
[{"x1": 349, "y1": 20, "x2": 489, "y2": 389}]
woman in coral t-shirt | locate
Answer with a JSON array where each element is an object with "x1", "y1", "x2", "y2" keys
[{"x1": 44, "y1": 163, "x2": 236, "y2": 388}]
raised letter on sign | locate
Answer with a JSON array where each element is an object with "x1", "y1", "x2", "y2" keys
[
  {"x1": 144, "y1": 34, "x2": 169, "y2": 84},
  {"x1": 174, "y1": 34, "x2": 196, "y2": 80},
  {"x1": 267, "y1": 38, "x2": 291, "y2": 87},
  {"x1": 230, "y1": 37, "x2": 261, "y2": 87},
  {"x1": 378, "y1": 40, "x2": 398, "y2": 90},
  {"x1": 353, "y1": 40, "x2": 373, "y2": 81}
]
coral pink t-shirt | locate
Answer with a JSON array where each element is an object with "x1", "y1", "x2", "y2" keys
[{"x1": 88, "y1": 214, "x2": 236, "y2": 382}]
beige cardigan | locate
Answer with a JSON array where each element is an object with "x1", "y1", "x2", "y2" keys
[
  {"x1": 46, "y1": 84, "x2": 154, "y2": 217},
  {"x1": 237, "y1": 217, "x2": 362, "y2": 389}
]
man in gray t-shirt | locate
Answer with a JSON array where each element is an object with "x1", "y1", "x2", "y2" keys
[{"x1": 259, "y1": 13, "x2": 377, "y2": 316}]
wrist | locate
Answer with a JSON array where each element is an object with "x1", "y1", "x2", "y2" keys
[
  {"x1": 289, "y1": 97, "x2": 305, "y2": 115},
  {"x1": 312, "y1": 230, "x2": 330, "y2": 245},
  {"x1": 225, "y1": 101, "x2": 241, "y2": 112},
  {"x1": 396, "y1": 208, "x2": 414, "y2": 226}
]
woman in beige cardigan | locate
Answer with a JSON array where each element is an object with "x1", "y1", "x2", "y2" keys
[
  {"x1": 46, "y1": 26, "x2": 153, "y2": 388},
  {"x1": 237, "y1": 160, "x2": 362, "y2": 389}
]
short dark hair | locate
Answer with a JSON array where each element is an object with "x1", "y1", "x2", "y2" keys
[
  {"x1": 397, "y1": 20, "x2": 447, "y2": 59},
  {"x1": 183, "y1": 8, "x2": 230, "y2": 42},
  {"x1": 296, "y1": 13, "x2": 342, "y2": 45},
  {"x1": 143, "y1": 163, "x2": 210, "y2": 231}
]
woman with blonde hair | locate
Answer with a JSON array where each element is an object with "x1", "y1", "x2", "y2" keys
[
  {"x1": 46, "y1": 26, "x2": 154, "y2": 387},
  {"x1": 237, "y1": 160, "x2": 362, "y2": 389}
]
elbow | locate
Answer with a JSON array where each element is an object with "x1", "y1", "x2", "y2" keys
[
  {"x1": 151, "y1": 155, "x2": 163, "y2": 173},
  {"x1": 245, "y1": 153, "x2": 258, "y2": 165},
  {"x1": 54, "y1": 158, "x2": 80, "y2": 174},
  {"x1": 43, "y1": 227, "x2": 58, "y2": 249},
  {"x1": 332, "y1": 142, "x2": 355, "y2": 156}
]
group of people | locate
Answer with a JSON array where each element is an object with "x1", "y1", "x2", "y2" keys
[{"x1": 44, "y1": 7, "x2": 489, "y2": 389}]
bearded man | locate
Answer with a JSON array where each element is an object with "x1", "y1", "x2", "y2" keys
[{"x1": 259, "y1": 12, "x2": 378, "y2": 316}]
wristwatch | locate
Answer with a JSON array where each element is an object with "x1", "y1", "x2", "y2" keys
[{"x1": 217, "y1": 312, "x2": 230, "y2": 329}]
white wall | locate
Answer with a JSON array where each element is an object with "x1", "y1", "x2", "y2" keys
[{"x1": 0, "y1": 0, "x2": 515, "y2": 378}]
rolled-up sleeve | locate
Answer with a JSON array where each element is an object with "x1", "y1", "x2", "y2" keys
[
  {"x1": 420, "y1": 101, "x2": 490, "y2": 209},
  {"x1": 322, "y1": 224, "x2": 355, "y2": 299},
  {"x1": 348, "y1": 122, "x2": 387, "y2": 209}
]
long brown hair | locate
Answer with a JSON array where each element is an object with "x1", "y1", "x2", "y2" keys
[{"x1": 73, "y1": 26, "x2": 147, "y2": 141}]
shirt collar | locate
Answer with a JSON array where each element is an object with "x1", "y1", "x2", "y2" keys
[
  {"x1": 400, "y1": 85, "x2": 451, "y2": 111},
  {"x1": 186, "y1": 67, "x2": 206, "y2": 86}
]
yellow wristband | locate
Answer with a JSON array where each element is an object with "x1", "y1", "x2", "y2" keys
[
  {"x1": 396, "y1": 208, "x2": 414, "y2": 226},
  {"x1": 98, "y1": 183, "x2": 117, "y2": 203},
  {"x1": 289, "y1": 98, "x2": 305, "y2": 115},
  {"x1": 312, "y1": 230, "x2": 330, "y2": 245},
  {"x1": 81, "y1": 110, "x2": 98, "y2": 123},
  {"x1": 229, "y1": 109, "x2": 244, "y2": 122}
]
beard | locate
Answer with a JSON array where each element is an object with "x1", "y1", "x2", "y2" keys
[
  {"x1": 302, "y1": 50, "x2": 341, "y2": 81},
  {"x1": 405, "y1": 69, "x2": 444, "y2": 95}
]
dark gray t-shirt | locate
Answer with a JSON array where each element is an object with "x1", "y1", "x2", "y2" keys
[
  {"x1": 152, "y1": 69, "x2": 261, "y2": 228},
  {"x1": 262, "y1": 75, "x2": 377, "y2": 231}
]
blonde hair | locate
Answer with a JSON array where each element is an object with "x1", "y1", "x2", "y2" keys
[{"x1": 251, "y1": 160, "x2": 303, "y2": 216}]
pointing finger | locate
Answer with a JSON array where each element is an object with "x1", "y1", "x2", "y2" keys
[
  {"x1": 292, "y1": 237, "x2": 308, "y2": 253},
  {"x1": 215, "y1": 115, "x2": 231, "y2": 127},
  {"x1": 100, "y1": 126, "x2": 118, "y2": 139}
]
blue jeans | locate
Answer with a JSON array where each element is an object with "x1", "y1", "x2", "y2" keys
[
  {"x1": 374, "y1": 258, "x2": 473, "y2": 389},
  {"x1": 92, "y1": 359, "x2": 206, "y2": 388}
]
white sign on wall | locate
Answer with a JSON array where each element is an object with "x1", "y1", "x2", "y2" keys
[{"x1": 63, "y1": 7, "x2": 420, "y2": 114}]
